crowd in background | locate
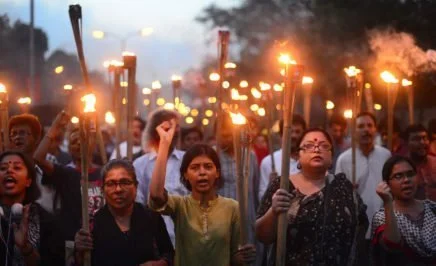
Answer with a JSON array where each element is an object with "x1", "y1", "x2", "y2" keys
[{"x1": 0, "y1": 108, "x2": 435, "y2": 266}]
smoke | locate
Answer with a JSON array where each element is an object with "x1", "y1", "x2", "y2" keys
[{"x1": 368, "y1": 28, "x2": 436, "y2": 76}]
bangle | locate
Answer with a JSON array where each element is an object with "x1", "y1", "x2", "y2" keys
[{"x1": 21, "y1": 244, "x2": 34, "y2": 257}]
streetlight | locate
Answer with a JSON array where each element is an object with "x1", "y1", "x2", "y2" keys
[{"x1": 92, "y1": 27, "x2": 154, "y2": 52}]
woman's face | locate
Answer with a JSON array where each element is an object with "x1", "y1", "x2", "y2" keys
[
  {"x1": 387, "y1": 161, "x2": 417, "y2": 201},
  {"x1": 0, "y1": 155, "x2": 31, "y2": 198},
  {"x1": 185, "y1": 155, "x2": 219, "y2": 194},
  {"x1": 103, "y1": 168, "x2": 137, "y2": 211},
  {"x1": 298, "y1": 132, "x2": 333, "y2": 171}
]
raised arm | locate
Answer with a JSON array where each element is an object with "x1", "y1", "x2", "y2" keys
[
  {"x1": 34, "y1": 111, "x2": 70, "y2": 174},
  {"x1": 375, "y1": 181, "x2": 402, "y2": 245},
  {"x1": 149, "y1": 119, "x2": 177, "y2": 208}
]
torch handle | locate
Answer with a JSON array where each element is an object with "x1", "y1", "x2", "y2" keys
[
  {"x1": 303, "y1": 85, "x2": 312, "y2": 128},
  {"x1": 408, "y1": 87, "x2": 414, "y2": 125},
  {"x1": 387, "y1": 84, "x2": 394, "y2": 152},
  {"x1": 114, "y1": 70, "x2": 122, "y2": 160}
]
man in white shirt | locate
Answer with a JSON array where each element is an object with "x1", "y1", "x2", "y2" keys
[
  {"x1": 258, "y1": 114, "x2": 306, "y2": 202},
  {"x1": 134, "y1": 109, "x2": 188, "y2": 246},
  {"x1": 110, "y1": 116, "x2": 146, "y2": 160},
  {"x1": 335, "y1": 112, "x2": 391, "y2": 240}
]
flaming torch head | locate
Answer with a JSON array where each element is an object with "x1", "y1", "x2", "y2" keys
[
  {"x1": 380, "y1": 71, "x2": 399, "y2": 84},
  {"x1": 402, "y1": 79, "x2": 412, "y2": 87},
  {"x1": 344, "y1": 66, "x2": 361, "y2": 77},
  {"x1": 0, "y1": 83, "x2": 6, "y2": 93},
  {"x1": 231, "y1": 89, "x2": 240, "y2": 100},
  {"x1": 81, "y1": 93, "x2": 96, "y2": 113},
  {"x1": 278, "y1": 54, "x2": 297, "y2": 65},
  {"x1": 302, "y1": 76, "x2": 314, "y2": 85},
  {"x1": 230, "y1": 112, "x2": 247, "y2": 125},
  {"x1": 251, "y1": 88, "x2": 262, "y2": 99}
]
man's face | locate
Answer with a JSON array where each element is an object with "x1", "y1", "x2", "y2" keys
[
  {"x1": 408, "y1": 131, "x2": 429, "y2": 157},
  {"x1": 356, "y1": 115, "x2": 377, "y2": 147},
  {"x1": 291, "y1": 124, "x2": 304, "y2": 153},
  {"x1": 219, "y1": 123, "x2": 234, "y2": 152},
  {"x1": 132, "y1": 120, "x2": 143, "y2": 146},
  {"x1": 329, "y1": 124, "x2": 346, "y2": 143},
  {"x1": 9, "y1": 125, "x2": 37, "y2": 154},
  {"x1": 182, "y1": 131, "x2": 202, "y2": 151}
]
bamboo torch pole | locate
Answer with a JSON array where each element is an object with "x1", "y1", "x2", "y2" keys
[
  {"x1": 302, "y1": 76, "x2": 314, "y2": 127},
  {"x1": 123, "y1": 52, "x2": 137, "y2": 161},
  {"x1": 0, "y1": 84, "x2": 9, "y2": 153},
  {"x1": 172, "y1": 75, "x2": 182, "y2": 149},
  {"x1": 113, "y1": 64, "x2": 123, "y2": 159},
  {"x1": 216, "y1": 30, "x2": 230, "y2": 154},
  {"x1": 381, "y1": 71, "x2": 399, "y2": 152},
  {"x1": 402, "y1": 79, "x2": 414, "y2": 125},
  {"x1": 276, "y1": 54, "x2": 303, "y2": 266}
]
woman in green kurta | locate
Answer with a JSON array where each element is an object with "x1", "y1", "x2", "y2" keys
[{"x1": 149, "y1": 119, "x2": 256, "y2": 266}]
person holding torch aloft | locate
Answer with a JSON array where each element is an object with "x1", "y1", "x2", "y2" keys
[{"x1": 148, "y1": 119, "x2": 256, "y2": 266}]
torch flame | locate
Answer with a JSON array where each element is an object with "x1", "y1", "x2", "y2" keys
[
  {"x1": 278, "y1": 54, "x2": 297, "y2": 65},
  {"x1": 122, "y1": 51, "x2": 135, "y2": 56},
  {"x1": 380, "y1": 71, "x2": 399, "y2": 84},
  {"x1": 273, "y1": 84, "x2": 283, "y2": 92},
  {"x1": 259, "y1": 82, "x2": 271, "y2": 91},
  {"x1": 344, "y1": 109, "x2": 353, "y2": 119},
  {"x1": 302, "y1": 76, "x2": 314, "y2": 84},
  {"x1": 238, "y1": 95, "x2": 248, "y2": 101},
  {"x1": 64, "y1": 84, "x2": 73, "y2": 91},
  {"x1": 0, "y1": 83, "x2": 6, "y2": 93},
  {"x1": 344, "y1": 66, "x2": 361, "y2": 77},
  {"x1": 224, "y1": 62, "x2": 237, "y2": 69},
  {"x1": 152, "y1": 80, "x2": 162, "y2": 90},
  {"x1": 171, "y1": 75, "x2": 182, "y2": 81},
  {"x1": 239, "y1": 80, "x2": 249, "y2": 88},
  {"x1": 105, "y1": 111, "x2": 115, "y2": 124},
  {"x1": 251, "y1": 88, "x2": 262, "y2": 99},
  {"x1": 230, "y1": 112, "x2": 247, "y2": 125},
  {"x1": 402, "y1": 79, "x2": 412, "y2": 87},
  {"x1": 17, "y1": 97, "x2": 31, "y2": 104},
  {"x1": 209, "y1": 73, "x2": 220, "y2": 81},
  {"x1": 326, "y1": 100, "x2": 335, "y2": 110},
  {"x1": 81, "y1": 93, "x2": 96, "y2": 113},
  {"x1": 231, "y1": 89, "x2": 240, "y2": 100}
]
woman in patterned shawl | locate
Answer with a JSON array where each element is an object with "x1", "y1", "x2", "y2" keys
[
  {"x1": 372, "y1": 155, "x2": 436, "y2": 265},
  {"x1": 256, "y1": 128, "x2": 369, "y2": 265}
]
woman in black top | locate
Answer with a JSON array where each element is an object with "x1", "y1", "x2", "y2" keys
[
  {"x1": 74, "y1": 159, "x2": 173, "y2": 266},
  {"x1": 256, "y1": 128, "x2": 369, "y2": 265}
]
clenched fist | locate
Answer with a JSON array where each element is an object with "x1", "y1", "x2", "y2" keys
[{"x1": 376, "y1": 181, "x2": 393, "y2": 204}]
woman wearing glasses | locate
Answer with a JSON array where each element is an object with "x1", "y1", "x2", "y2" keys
[
  {"x1": 256, "y1": 128, "x2": 368, "y2": 265},
  {"x1": 372, "y1": 156, "x2": 436, "y2": 265},
  {"x1": 74, "y1": 160, "x2": 174, "y2": 266}
]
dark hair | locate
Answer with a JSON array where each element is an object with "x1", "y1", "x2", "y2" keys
[
  {"x1": 0, "y1": 151, "x2": 41, "y2": 204},
  {"x1": 404, "y1": 124, "x2": 428, "y2": 141},
  {"x1": 329, "y1": 113, "x2": 347, "y2": 129},
  {"x1": 429, "y1": 119, "x2": 436, "y2": 141},
  {"x1": 181, "y1": 126, "x2": 203, "y2": 142},
  {"x1": 133, "y1": 116, "x2": 146, "y2": 131},
  {"x1": 101, "y1": 159, "x2": 138, "y2": 186},
  {"x1": 356, "y1": 112, "x2": 377, "y2": 126},
  {"x1": 279, "y1": 114, "x2": 307, "y2": 136},
  {"x1": 180, "y1": 143, "x2": 221, "y2": 191},
  {"x1": 382, "y1": 155, "x2": 417, "y2": 182},
  {"x1": 145, "y1": 109, "x2": 179, "y2": 147},
  {"x1": 378, "y1": 117, "x2": 401, "y2": 133},
  {"x1": 9, "y1": 114, "x2": 42, "y2": 141},
  {"x1": 297, "y1": 128, "x2": 335, "y2": 155}
]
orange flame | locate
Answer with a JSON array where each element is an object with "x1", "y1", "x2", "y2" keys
[
  {"x1": 380, "y1": 71, "x2": 399, "y2": 84},
  {"x1": 81, "y1": 93, "x2": 96, "y2": 113},
  {"x1": 344, "y1": 66, "x2": 361, "y2": 77},
  {"x1": 402, "y1": 79, "x2": 412, "y2": 87},
  {"x1": 230, "y1": 112, "x2": 247, "y2": 125},
  {"x1": 251, "y1": 88, "x2": 262, "y2": 99},
  {"x1": 302, "y1": 76, "x2": 314, "y2": 84},
  {"x1": 278, "y1": 54, "x2": 297, "y2": 65}
]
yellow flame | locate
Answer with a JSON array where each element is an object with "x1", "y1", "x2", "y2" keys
[
  {"x1": 273, "y1": 84, "x2": 283, "y2": 92},
  {"x1": 142, "y1": 87, "x2": 151, "y2": 95},
  {"x1": 122, "y1": 98, "x2": 127, "y2": 105},
  {"x1": 230, "y1": 112, "x2": 247, "y2": 125},
  {"x1": 344, "y1": 66, "x2": 361, "y2": 77},
  {"x1": 105, "y1": 111, "x2": 116, "y2": 124},
  {"x1": 231, "y1": 89, "x2": 240, "y2": 100},
  {"x1": 209, "y1": 73, "x2": 220, "y2": 81},
  {"x1": 278, "y1": 54, "x2": 297, "y2": 65},
  {"x1": 54, "y1": 66, "x2": 64, "y2": 74},
  {"x1": 343, "y1": 109, "x2": 353, "y2": 119},
  {"x1": 164, "y1": 103, "x2": 175, "y2": 110},
  {"x1": 276, "y1": 104, "x2": 282, "y2": 110},
  {"x1": 374, "y1": 103, "x2": 382, "y2": 110},
  {"x1": 208, "y1": 97, "x2": 217, "y2": 104},
  {"x1": 103, "y1": 60, "x2": 124, "y2": 68},
  {"x1": 122, "y1": 51, "x2": 135, "y2": 56},
  {"x1": 81, "y1": 93, "x2": 96, "y2": 113},
  {"x1": 171, "y1": 75, "x2": 182, "y2": 81},
  {"x1": 302, "y1": 76, "x2": 314, "y2": 84},
  {"x1": 202, "y1": 118, "x2": 209, "y2": 126},
  {"x1": 191, "y1": 109, "x2": 199, "y2": 117},
  {"x1": 365, "y1": 83, "x2": 371, "y2": 89},
  {"x1": 0, "y1": 83, "x2": 6, "y2": 93},
  {"x1": 156, "y1": 97, "x2": 165, "y2": 106},
  {"x1": 280, "y1": 69, "x2": 285, "y2": 76},
  {"x1": 222, "y1": 81, "x2": 230, "y2": 89},
  {"x1": 71, "y1": 116, "x2": 79, "y2": 124},
  {"x1": 143, "y1": 99, "x2": 150, "y2": 106},
  {"x1": 185, "y1": 116, "x2": 194, "y2": 124},
  {"x1": 259, "y1": 82, "x2": 271, "y2": 91},
  {"x1": 380, "y1": 71, "x2": 399, "y2": 84},
  {"x1": 239, "y1": 80, "x2": 249, "y2": 88},
  {"x1": 402, "y1": 79, "x2": 412, "y2": 87},
  {"x1": 238, "y1": 95, "x2": 248, "y2": 101},
  {"x1": 326, "y1": 100, "x2": 335, "y2": 110},
  {"x1": 251, "y1": 88, "x2": 262, "y2": 99},
  {"x1": 120, "y1": 81, "x2": 128, "y2": 87},
  {"x1": 224, "y1": 62, "x2": 237, "y2": 69},
  {"x1": 250, "y1": 104, "x2": 259, "y2": 112},
  {"x1": 92, "y1": 30, "x2": 105, "y2": 39},
  {"x1": 17, "y1": 97, "x2": 31, "y2": 105},
  {"x1": 64, "y1": 84, "x2": 73, "y2": 91},
  {"x1": 257, "y1": 108, "x2": 266, "y2": 117},
  {"x1": 205, "y1": 109, "x2": 214, "y2": 117},
  {"x1": 152, "y1": 80, "x2": 162, "y2": 90}
]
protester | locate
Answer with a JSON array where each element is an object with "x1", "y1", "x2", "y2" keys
[
  {"x1": 180, "y1": 126, "x2": 203, "y2": 151},
  {"x1": 258, "y1": 115, "x2": 306, "y2": 202},
  {"x1": 404, "y1": 124, "x2": 436, "y2": 201},
  {"x1": 256, "y1": 128, "x2": 368, "y2": 265},
  {"x1": 0, "y1": 151, "x2": 63, "y2": 265},
  {"x1": 252, "y1": 134, "x2": 269, "y2": 166},
  {"x1": 378, "y1": 117, "x2": 408, "y2": 156},
  {"x1": 372, "y1": 155, "x2": 436, "y2": 265},
  {"x1": 428, "y1": 119, "x2": 436, "y2": 156},
  {"x1": 74, "y1": 159, "x2": 174, "y2": 266},
  {"x1": 110, "y1": 116, "x2": 146, "y2": 160},
  {"x1": 328, "y1": 113, "x2": 351, "y2": 172},
  {"x1": 134, "y1": 109, "x2": 187, "y2": 246},
  {"x1": 148, "y1": 119, "x2": 256, "y2": 266},
  {"x1": 34, "y1": 111, "x2": 104, "y2": 241},
  {"x1": 46, "y1": 126, "x2": 72, "y2": 165}
]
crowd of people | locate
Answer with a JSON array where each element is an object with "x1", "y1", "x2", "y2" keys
[{"x1": 0, "y1": 108, "x2": 435, "y2": 265}]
